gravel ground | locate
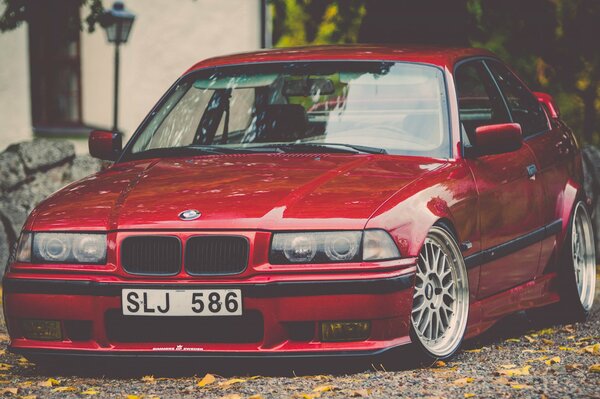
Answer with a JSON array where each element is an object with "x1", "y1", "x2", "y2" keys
[{"x1": 1, "y1": 279, "x2": 598, "y2": 399}]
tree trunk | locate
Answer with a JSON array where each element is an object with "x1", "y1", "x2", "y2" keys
[{"x1": 581, "y1": 84, "x2": 598, "y2": 142}]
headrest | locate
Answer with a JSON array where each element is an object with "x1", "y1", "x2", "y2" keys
[{"x1": 252, "y1": 104, "x2": 307, "y2": 142}]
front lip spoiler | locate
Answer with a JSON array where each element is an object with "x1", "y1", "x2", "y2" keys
[
  {"x1": 9, "y1": 345, "x2": 402, "y2": 359},
  {"x1": 2, "y1": 272, "x2": 415, "y2": 298}
]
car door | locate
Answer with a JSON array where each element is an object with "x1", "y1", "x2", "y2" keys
[
  {"x1": 485, "y1": 60, "x2": 574, "y2": 276},
  {"x1": 455, "y1": 60, "x2": 546, "y2": 299}
]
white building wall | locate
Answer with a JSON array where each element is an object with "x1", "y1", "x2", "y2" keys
[
  {"x1": 0, "y1": 0, "x2": 261, "y2": 153},
  {"x1": 0, "y1": 25, "x2": 31, "y2": 152},
  {"x1": 82, "y1": 0, "x2": 262, "y2": 147}
]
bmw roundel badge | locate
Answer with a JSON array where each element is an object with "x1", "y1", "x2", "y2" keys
[{"x1": 179, "y1": 209, "x2": 201, "y2": 221}]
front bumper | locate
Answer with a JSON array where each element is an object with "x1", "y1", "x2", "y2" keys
[{"x1": 3, "y1": 269, "x2": 416, "y2": 358}]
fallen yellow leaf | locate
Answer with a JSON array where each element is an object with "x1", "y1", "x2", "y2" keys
[
  {"x1": 464, "y1": 394, "x2": 476, "y2": 398},
  {"x1": 559, "y1": 346, "x2": 575, "y2": 351},
  {"x1": 465, "y1": 349, "x2": 482, "y2": 353},
  {"x1": 433, "y1": 360, "x2": 446, "y2": 368},
  {"x1": 0, "y1": 364, "x2": 12, "y2": 371},
  {"x1": 39, "y1": 378, "x2": 61, "y2": 387},
  {"x1": 0, "y1": 387, "x2": 18, "y2": 395},
  {"x1": 219, "y1": 378, "x2": 246, "y2": 388},
  {"x1": 313, "y1": 385, "x2": 337, "y2": 393},
  {"x1": 505, "y1": 338, "x2": 520, "y2": 343},
  {"x1": 541, "y1": 338, "x2": 555, "y2": 345},
  {"x1": 453, "y1": 377, "x2": 474, "y2": 386},
  {"x1": 511, "y1": 384, "x2": 531, "y2": 390},
  {"x1": 198, "y1": 373, "x2": 216, "y2": 387},
  {"x1": 581, "y1": 343, "x2": 600, "y2": 355},
  {"x1": 248, "y1": 395, "x2": 264, "y2": 399},
  {"x1": 526, "y1": 356, "x2": 548, "y2": 363},
  {"x1": 544, "y1": 356, "x2": 560, "y2": 366},
  {"x1": 565, "y1": 364, "x2": 582, "y2": 371},
  {"x1": 524, "y1": 335, "x2": 537, "y2": 343},
  {"x1": 535, "y1": 328, "x2": 555, "y2": 336},
  {"x1": 142, "y1": 375, "x2": 155, "y2": 383},
  {"x1": 294, "y1": 394, "x2": 318, "y2": 399},
  {"x1": 126, "y1": 395, "x2": 141, "y2": 399},
  {"x1": 82, "y1": 388, "x2": 99, "y2": 395},
  {"x1": 522, "y1": 349, "x2": 550, "y2": 354},
  {"x1": 20, "y1": 395, "x2": 37, "y2": 399},
  {"x1": 219, "y1": 395, "x2": 242, "y2": 399},
  {"x1": 497, "y1": 365, "x2": 531, "y2": 377},
  {"x1": 562, "y1": 325, "x2": 575, "y2": 333},
  {"x1": 348, "y1": 389, "x2": 371, "y2": 397},
  {"x1": 494, "y1": 377, "x2": 510, "y2": 385},
  {"x1": 52, "y1": 386, "x2": 78, "y2": 392},
  {"x1": 589, "y1": 364, "x2": 600, "y2": 373}
]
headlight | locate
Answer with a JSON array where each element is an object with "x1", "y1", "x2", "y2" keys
[
  {"x1": 21, "y1": 232, "x2": 108, "y2": 264},
  {"x1": 270, "y1": 230, "x2": 399, "y2": 264}
]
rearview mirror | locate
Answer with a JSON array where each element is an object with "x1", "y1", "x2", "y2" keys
[
  {"x1": 89, "y1": 130, "x2": 122, "y2": 161},
  {"x1": 470, "y1": 123, "x2": 523, "y2": 157},
  {"x1": 283, "y1": 78, "x2": 335, "y2": 96},
  {"x1": 533, "y1": 92, "x2": 560, "y2": 119}
]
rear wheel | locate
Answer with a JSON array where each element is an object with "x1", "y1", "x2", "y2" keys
[
  {"x1": 559, "y1": 201, "x2": 596, "y2": 320},
  {"x1": 409, "y1": 225, "x2": 469, "y2": 360}
]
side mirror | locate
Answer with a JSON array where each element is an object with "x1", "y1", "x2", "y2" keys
[
  {"x1": 89, "y1": 130, "x2": 122, "y2": 161},
  {"x1": 533, "y1": 91, "x2": 560, "y2": 119},
  {"x1": 471, "y1": 123, "x2": 523, "y2": 157}
]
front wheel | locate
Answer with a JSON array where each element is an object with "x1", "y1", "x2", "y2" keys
[{"x1": 409, "y1": 225, "x2": 470, "y2": 360}]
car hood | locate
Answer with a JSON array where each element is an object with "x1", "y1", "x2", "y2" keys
[{"x1": 32, "y1": 153, "x2": 444, "y2": 231}]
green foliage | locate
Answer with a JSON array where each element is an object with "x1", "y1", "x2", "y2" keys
[
  {"x1": 270, "y1": 0, "x2": 364, "y2": 47},
  {"x1": 0, "y1": 0, "x2": 104, "y2": 33},
  {"x1": 269, "y1": 0, "x2": 600, "y2": 143}
]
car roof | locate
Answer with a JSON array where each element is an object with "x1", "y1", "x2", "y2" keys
[{"x1": 185, "y1": 45, "x2": 497, "y2": 74}]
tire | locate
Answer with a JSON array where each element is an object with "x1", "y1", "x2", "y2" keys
[
  {"x1": 408, "y1": 225, "x2": 470, "y2": 361},
  {"x1": 557, "y1": 201, "x2": 597, "y2": 321}
]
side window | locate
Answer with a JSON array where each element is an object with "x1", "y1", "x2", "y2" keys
[
  {"x1": 455, "y1": 61, "x2": 510, "y2": 146},
  {"x1": 486, "y1": 61, "x2": 549, "y2": 137}
]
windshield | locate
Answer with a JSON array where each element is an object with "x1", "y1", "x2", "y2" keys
[{"x1": 127, "y1": 61, "x2": 450, "y2": 159}]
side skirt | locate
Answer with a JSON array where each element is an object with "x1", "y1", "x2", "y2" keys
[
  {"x1": 464, "y1": 272, "x2": 560, "y2": 339},
  {"x1": 464, "y1": 219, "x2": 562, "y2": 270}
]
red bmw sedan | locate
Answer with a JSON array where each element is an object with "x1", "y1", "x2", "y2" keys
[{"x1": 3, "y1": 46, "x2": 596, "y2": 363}]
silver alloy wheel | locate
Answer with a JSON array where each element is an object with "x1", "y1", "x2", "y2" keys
[
  {"x1": 411, "y1": 226, "x2": 469, "y2": 357},
  {"x1": 571, "y1": 202, "x2": 596, "y2": 311}
]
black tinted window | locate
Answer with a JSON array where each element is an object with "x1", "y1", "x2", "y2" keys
[
  {"x1": 455, "y1": 61, "x2": 510, "y2": 145},
  {"x1": 486, "y1": 61, "x2": 548, "y2": 137}
]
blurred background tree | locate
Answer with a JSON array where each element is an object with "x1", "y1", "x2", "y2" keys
[{"x1": 269, "y1": 0, "x2": 600, "y2": 144}]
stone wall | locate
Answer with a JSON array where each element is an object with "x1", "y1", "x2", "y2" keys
[{"x1": 0, "y1": 139, "x2": 102, "y2": 271}]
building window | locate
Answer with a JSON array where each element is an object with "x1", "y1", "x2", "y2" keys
[{"x1": 28, "y1": 0, "x2": 83, "y2": 132}]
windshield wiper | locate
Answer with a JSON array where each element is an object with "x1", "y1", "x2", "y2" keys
[
  {"x1": 286, "y1": 142, "x2": 387, "y2": 154},
  {"x1": 127, "y1": 145, "x2": 232, "y2": 160}
]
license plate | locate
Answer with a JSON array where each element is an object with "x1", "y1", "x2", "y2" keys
[{"x1": 122, "y1": 289, "x2": 242, "y2": 316}]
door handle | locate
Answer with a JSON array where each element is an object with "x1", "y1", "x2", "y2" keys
[{"x1": 526, "y1": 164, "x2": 537, "y2": 179}]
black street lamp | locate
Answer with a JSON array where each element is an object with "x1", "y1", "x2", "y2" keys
[{"x1": 101, "y1": 1, "x2": 135, "y2": 132}]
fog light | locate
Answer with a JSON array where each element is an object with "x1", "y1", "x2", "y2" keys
[
  {"x1": 21, "y1": 319, "x2": 62, "y2": 341},
  {"x1": 320, "y1": 321, "x2": 370, "y2": 342}
]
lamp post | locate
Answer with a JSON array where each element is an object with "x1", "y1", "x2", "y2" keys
[{"x1": 102, "y1": 1, "x2": 135, "y2": 133}]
